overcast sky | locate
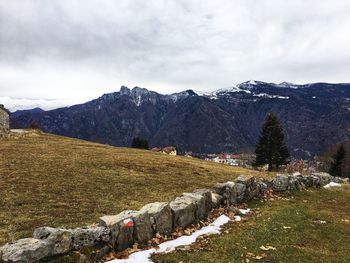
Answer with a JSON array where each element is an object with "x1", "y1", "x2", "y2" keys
[{"x1": 1, "y1": 0, "x2": 350, "y2": 111}]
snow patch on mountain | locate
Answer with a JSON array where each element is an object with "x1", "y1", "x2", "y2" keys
[
  {"x1": 253, "y1": 93, "x2": 289, "y2": 99},
  {"x1": 169, "y1": 90, "x2": 197, "y2": 102},
  {"x1": 277, "y1": 82, "x2": 302, "y2": 89}
]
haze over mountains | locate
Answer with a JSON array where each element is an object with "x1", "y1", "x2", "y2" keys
[{"x1": 10, "y1": 81, "x2": 350, "y2": 158}]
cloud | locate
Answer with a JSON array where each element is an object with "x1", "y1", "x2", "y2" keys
[
  {"x1": 0, "y1": 0, "x2": 350, "y2": 109},
  {"x1": 0, "y1": 96, "x2": 80, "y2": 112}
]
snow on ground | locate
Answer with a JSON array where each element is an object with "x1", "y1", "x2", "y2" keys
[
  {"x1": 10, "y1": 129, "x2": 28, "y2": 134},
  {"x1": 323, "y1": 182, "x2": 342, "y2": 189},
  {"x1": 107, "y1": 214, "x2": 236, "y2": 263},
  {"x1": 234, "y1": 215, "x2": 241, "y2": 222},
  {"x1": 238, "y1": 208, "x2": 250, "y2": 215}
]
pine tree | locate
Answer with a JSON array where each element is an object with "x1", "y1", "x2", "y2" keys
[
  {"x1": 329, "y1": 144, "x2": 346, "y2": 177},
  {"x1": 254, "y1": 112, "x2": 290, "y2": 171},
  {"x1": 131, "y1": 137, "x2": 149, "y2": 150}
]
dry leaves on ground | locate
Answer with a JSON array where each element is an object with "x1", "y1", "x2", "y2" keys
[{"x1": 260, "y1": 245, "x2": 276, "y2": 251}]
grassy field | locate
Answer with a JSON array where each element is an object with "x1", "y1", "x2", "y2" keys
[
  {"x1": 153, "y1": 186, "x2": 350, "y2": 263},
  {"x1": 0, "y1": 131, "x2": 272, "y2": 246}
]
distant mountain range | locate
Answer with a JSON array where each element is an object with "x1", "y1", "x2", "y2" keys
[{"x1": 10, "y1": 81, "x2": 350, "y2": 158}]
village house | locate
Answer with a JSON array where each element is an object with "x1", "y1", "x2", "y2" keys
[
  {"x1": 151, "y1": 146, "x2": 177, "y2": 155},
  {"x1": 0, "y1": 104, "x2": 10, "y2": 137},
  {"x1": 205, "y1": 153, "x2": 252, "y2": 167}
]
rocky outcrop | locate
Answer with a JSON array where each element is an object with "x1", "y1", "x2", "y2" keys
[{"x1": 0, "y1": 172, "x2": 348, "y2": 262}]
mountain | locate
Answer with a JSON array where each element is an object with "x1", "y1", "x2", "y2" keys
[
  {"x1": 10, "y1": 81, "x2": 350, "y2": 158},
  {"x1": 11, "y1": 107, "x2": 44, "y2": 118}
]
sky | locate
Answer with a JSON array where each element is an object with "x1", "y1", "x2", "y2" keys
[{"x1": 1, "y1": 0, "x2": 350, "y2": 111}]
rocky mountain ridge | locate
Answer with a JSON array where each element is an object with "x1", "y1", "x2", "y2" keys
[{"x1": 10, "y1": 81, "x2": 350, "y2": 158}]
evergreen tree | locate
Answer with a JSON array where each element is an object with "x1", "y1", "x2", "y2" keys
[
  {"x1": 131, "y1": 137, "x2": 149, "y2": 150},
  {"x1": 329, "y1": 144, "x2": 346, "y2": 177},
  {"x1": 254, "y1": 112, "x2": 290, "y2": 171}
]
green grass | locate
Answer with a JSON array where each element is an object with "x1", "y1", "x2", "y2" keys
[
  {"x1": 0, "y1": 131, "x2": 273, "y2": 246},
  {"x1": 152, "y1": 186, "x2": 350, "y2": 263}
]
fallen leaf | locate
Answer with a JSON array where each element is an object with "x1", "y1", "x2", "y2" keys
[
  {"x1": 313, "y1": 220, "x2": 327, "y2": 224},
  {"x1": 253, "y1": 253, "x2": 267, "y2": 260},
  {"x1": 260, "y1": 245, "x2": 276, "y2": 251},
  {"x1": 246, "y1": 252, "x2": 255, "y2": 258}
]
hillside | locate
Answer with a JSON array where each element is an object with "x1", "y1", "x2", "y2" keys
[
  {"x1": 0, "y1": 131, "x2": 271, "y2": 246},
  {"x1": 10, "y1": 81, "x2": 350, "y2": 158}
]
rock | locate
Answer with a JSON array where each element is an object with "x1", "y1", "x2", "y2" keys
[
  {"x1": 304, "y1": 175, "x2": 320, "y2": 187},
  {"x1": 99, "y1": 210, "x2": 135, "y2": 251},
  {"x1": 257, "y1": 179, "x2": 269, "y2": 194},
  {"x1": 71, "y1": 226, "x2": 110, "y2": 250},
  {"x1": 246, "y1": 180, "x2": 260, "y2": 200},
  {"x1": 130, "y1": 211, "x2": 153, "y2": 244},
  {"x1": 312, "y1": 172, "x2": 332, "y2": 186},
  {"x1": 193, "y1": 189, "x2": 213, "y2": 213},
  {"x1": 234, "y1": 183, "x2": 246, "y2": 202},
  {"x1": 139, "y1": 202, "x2": 173, "y2": 235},
  {"x1": 213, "y1": 181, "x2": 234, "y2": 193},
  {"x1": 272, "y1": 174, "x2": 289, "y2": 192},
  {"x1": 331, "y1": 177, "x2": 349, "y2": 184},
  {"x1": 33, "y1": 227, "x2": 72, "y2": 255},
  {"x1": 211, "y1": 192, "x2": 223, "y2": 207},
  {"x1": 169, "y1": 196, "x2": 196, "y2": 228},
  {"x1": 287, "y1": 175, "x2": 297, "y2": 191},
  {"x1": 235, "y1": 175, "x2": 260, "y2": 200},
  {"x1": 213, "y1": 182, "x2": 237, "y2": 205},
  {"x1": 0, "y1": 238, "x2": 50, "y2": 263},
  {"x1": 235, "y1": 175, "x2": 254, "y2": 187},
  {"x1": 288, "y1": 174, "x2": 305, "y2": 191},
  {"x1": 182, "y1": 192, "x2": 207, "y2": 220}
]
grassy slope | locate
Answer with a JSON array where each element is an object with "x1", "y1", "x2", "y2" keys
[
  {"x1": 0, "y1": 132, "x2": 272, "y2": 245},
  {"x1": 153, "y1": 186, "x2": 350, "y2": 263}
]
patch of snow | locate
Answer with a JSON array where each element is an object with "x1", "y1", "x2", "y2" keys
[
  {"x1": 248, "y1": 80, "x2": 258, "y2": 85},
  {"x1": 277, "y1": 82, "x2": 301, "y2": 89},
  {"x1": 193, "y1": 90, "x2": 207, "y2": 96},
  {"x1": 238, "y1": 208, "x2": 250, "y2": 215},
  {"x1": 136, "y1": 95, "x2": 142, "y2": 106},
  {"x1": 11, "y1": 129, "x2": 28, "y2": 134},
  {"x1": 107, "y1": 215, "x2": 231, "y2": 263},
  {"x1": 234, "y1": 215, "x2": 241, "y2": 222},
  {"x1": 323, "y1": 182, "x2": 342, "y2": 189},
  {"x1": 292, "y1": 148, "x2": 312, "y2": 157},
  {"x1": 253, "y1": 93, "x2": 289, "y2": 99}
]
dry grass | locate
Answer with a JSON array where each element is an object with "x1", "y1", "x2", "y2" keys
[{"x1": 0, "y1": 131, "x2": 272, "y2": 245}]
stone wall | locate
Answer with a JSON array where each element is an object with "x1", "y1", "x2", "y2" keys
[
  {"x1": 0, "y1": 172, "x2": 348, "y2": 263},
  {"x1": 0, "y1": 106, "x2": 10, "y2": 137}
]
